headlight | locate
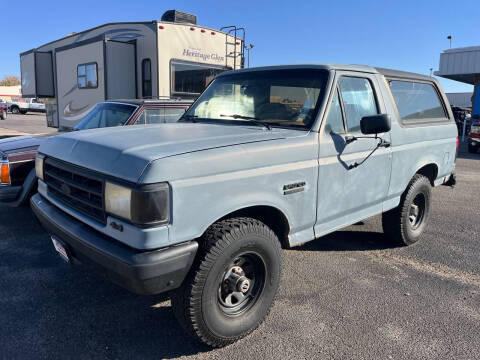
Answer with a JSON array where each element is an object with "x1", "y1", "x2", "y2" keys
[
  {"x1": 1, "y1": 159, "x2": 11, "y2": 185},
  {"x1": 35, "y1": 154, "x2": 45, "y2": 181},
  {"x1": 105, "y1": 181, "x2": 170, "y2": 226}
]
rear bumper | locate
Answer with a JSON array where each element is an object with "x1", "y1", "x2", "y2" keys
[
  {"x1": 31, "y1": 193, "x2": 198, "y2": 295},
  {"x1": 468, "y1": 137, "x2": 480, "y2": 145},
  {"x1": 0, "y1": 185, "x2": 22, "y2": 202}
]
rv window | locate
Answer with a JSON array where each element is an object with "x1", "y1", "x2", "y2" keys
[
  {"x1": 77, "y1": 63, "x2": 98, "y2": 89},
  {"x1": 171, "y1": 60, "x2": 229, "y2": 97},
  {"x1": 142, "y1": 59, "x2": 152, "y2": 98}
]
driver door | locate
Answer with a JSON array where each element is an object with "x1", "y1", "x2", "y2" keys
[{"x1": 315, "y1": 72, "x2": 392, "y2": 237}]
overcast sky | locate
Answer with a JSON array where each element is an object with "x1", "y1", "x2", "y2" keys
[{"x1": 1, "y1": 0, "x2": 479, "y2": 93}]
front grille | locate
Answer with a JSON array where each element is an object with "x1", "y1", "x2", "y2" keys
[{"x1": 44, "y1": 158, "x2": 106, "y2": 224}]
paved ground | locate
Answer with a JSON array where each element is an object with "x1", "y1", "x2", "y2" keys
[
  {"x1": 0, "y1": 113, "x2": 57, "y2": 137},
  {"x1": 0, "y1": 147, "x2": 479, "y2": 359}
]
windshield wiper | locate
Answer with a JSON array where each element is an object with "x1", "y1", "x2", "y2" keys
[
  {"x1": 220, "y1": 114, "x2": 271, "y2": 130},
  {"x1": 180, "y1": 114, "x2": 198, "y2": 123}
]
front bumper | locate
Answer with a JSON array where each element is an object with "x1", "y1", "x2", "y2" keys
[
  {"x1": 0, "y1": 185, "x2": 21, "y2": 202},
  {"x1": 31, "y1": 193, "x2": 198, "y2": 295}
]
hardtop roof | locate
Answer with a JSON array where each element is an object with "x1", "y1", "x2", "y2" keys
[{"x1": 217, "y1": 64, "x2": 435, "y2": 82}]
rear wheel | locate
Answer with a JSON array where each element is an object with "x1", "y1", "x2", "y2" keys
[
  {"x1": 11, "y1": 106, "x2": 19, "y2": 114},
  {"x1": 171, "y1": 217, "x2": 282, "y2": 347},
  {"x1": 382, "y1": 174, "x2": 432, "y2": 246},
  {"x1": 0, "y1": 109, "x2": 6, "y2": 120},
  {"x1": 468, "y1": 143, "x2": 478, "y2": 154}
]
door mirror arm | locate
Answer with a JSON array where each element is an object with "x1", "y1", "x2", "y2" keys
[{"x1": 348, "y1": 135, "x2": 390, "y2": 169}]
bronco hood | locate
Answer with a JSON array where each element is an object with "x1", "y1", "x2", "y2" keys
[{"x1": 38, "y1": 123, "x2": 301, "y2": 183}]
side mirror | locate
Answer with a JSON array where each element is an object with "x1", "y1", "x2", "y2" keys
[{"x1": 360, "y1": 114, "x2": 391, "y2": 135}]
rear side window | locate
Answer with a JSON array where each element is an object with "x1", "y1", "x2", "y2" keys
[
  {"x1": 388, "y1": 80, "x2": 447, "y2": 123},
  {"x1": 338, "y1": 77, "x2": 378, "y2": 132}
]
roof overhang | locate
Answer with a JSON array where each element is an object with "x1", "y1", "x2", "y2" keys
[{"x1": 436, "y1": 46, "x2": 480, "y2": 85}]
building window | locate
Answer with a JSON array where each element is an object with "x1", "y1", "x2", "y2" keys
[
  {"x1": 142, "y1": 59, "x2": 152, "y2": 98},
  {"x1": 77, "y1": 63, "x2": 97, "y2": 89}
]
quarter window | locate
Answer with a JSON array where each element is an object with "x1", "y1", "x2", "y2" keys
[
  {"x1": 324, "y1": 89, "x2": 345, "y2": 134},
  {"x1": 77, "y1": 63, "x2": 97, "y2": 89},
  {"x1": 164, "y1": 108, "x2": 186, "y2": 122},
  {"x1": 388, "y1": 80, "x2": 446, "y2": 122},
  {"x1": 338, "y1": 77, "x2": 378, "y2": 132},
  {"x1": 142, "y1": 59, "x2": 152, "y2": 98}
]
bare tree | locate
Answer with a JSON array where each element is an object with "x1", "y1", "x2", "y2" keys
[{"x1": 0, "y1": 76, "x2": 21, "y2": 86}]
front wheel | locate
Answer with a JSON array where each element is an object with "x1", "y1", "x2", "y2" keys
[
  {"x1": 11, "y1": 106, "x2": 19, "y2": 114},
  {"x1": 0, "y1": 109, "x2": 6, "y2": 120},
  {"x1": 171, "y1": 217, "x2": 282, "y2": 347},
  {"x1": 382, "y1": 174, "x2": 432, "y2": 246}
]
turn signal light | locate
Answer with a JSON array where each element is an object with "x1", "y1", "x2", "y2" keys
[{"x1": 1, "y1": 161, "x2": 10, "y2": 185}]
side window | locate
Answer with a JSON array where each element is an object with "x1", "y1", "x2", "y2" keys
[
  {"x1": 135, "y1": 108, "x2": 164, "y2": 125},
  {"x1": 142, "y1": 59, "x2": 152, "y2": 98},
  {"x1": 77, "y1": 63, "x2": 97, "y2": 89},
  {"x1": 324, "y1": 89, "x2": 345, "y2": 134},
  {"x1": 388, "y1": 80, "x2": 447, "y2": 123},
  {"x1": 338, "y1": 77, "x2": 378, "y2": 132},
  {"x1": 164, "y1": 108, "x2": 186, "y2": 123}
]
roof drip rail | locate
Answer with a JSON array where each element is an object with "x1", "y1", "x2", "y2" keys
[
  {"x1": 220, "y1": 26, "x2": 245, "y2": 69},
  {"x1": 142, "y1": 95, "x2": 184, "y2": 101}
]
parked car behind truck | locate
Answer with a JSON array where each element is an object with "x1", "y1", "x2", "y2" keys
[
  {"x1": 32, "y1": 64, "x2": 458, "y2": 347},
  {"x1": 8, "y1": 98, "x2": 46, "y2": 114},
  {"x1": 0, "y1": 99, "x2": 191, "y2": 206},
  {"x1": 0, "y1": 99, "x2": 7, "y2": 119}
]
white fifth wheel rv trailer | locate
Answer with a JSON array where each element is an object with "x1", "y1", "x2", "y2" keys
[{"x1": 20, "y1": 10, "x2": 245, "y2": 129}]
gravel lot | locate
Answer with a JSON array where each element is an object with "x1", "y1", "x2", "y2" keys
[
  {"x1": 0, "y1": 146, "x2": 479, "y2": 359},
  {"x1": 0, "y1": 113, "x2": 57, "y2": 136}
]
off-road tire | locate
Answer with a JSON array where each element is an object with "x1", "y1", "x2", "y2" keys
[
  {"x1": 382, "y1": 174, "x2": 432, "y2": 246},
  {"x1": 171, "y1": 217, "x2": 282, "y2": 347},
  {"x1": 0, "y1": 109, "x2": 6, "y2": 120},
  {"x1": 468, "y1": 143, "x2": 478, "y2": 154},
  {"x1": 11, "y1": 106, "x2": 19, "y2": 114}
]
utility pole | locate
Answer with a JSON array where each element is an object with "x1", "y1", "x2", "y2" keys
[
  {"x1": 429, "y1": 68, "x2": 433, "y2": 77},
  {"x1": 244, "y1": 44, "x2": 254, "y2": 68},
  {"x1": 447, "y1": 35, "x2": 452, "y2": 49}
]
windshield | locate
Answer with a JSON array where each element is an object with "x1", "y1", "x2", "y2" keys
[
  {"x1": 74, "y1": 103, "x2": 137, "y2": 130},
  {"x1": 184, "y1": 69, "x2": 329, "y2": 130}
]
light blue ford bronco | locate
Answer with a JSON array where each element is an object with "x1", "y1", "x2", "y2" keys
[{"x1": 32, "y1": 64, "x2": 457, "y2": 347}]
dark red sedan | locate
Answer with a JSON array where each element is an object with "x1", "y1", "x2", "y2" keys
[{"x1": 0, "y1": 99, "x2": 192, "y2": 206}]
